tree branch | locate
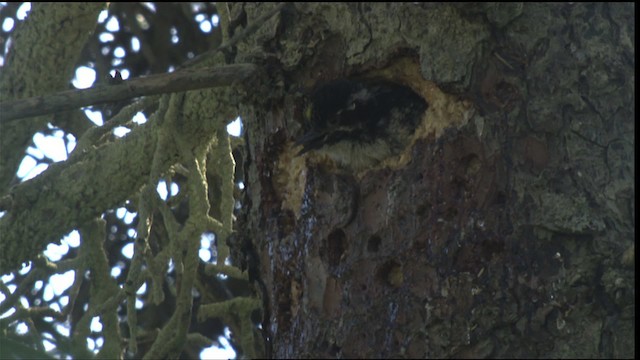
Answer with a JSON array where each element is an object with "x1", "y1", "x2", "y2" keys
[{"x1": 0, "y1": 64, "x2": 257, "y2": 123}]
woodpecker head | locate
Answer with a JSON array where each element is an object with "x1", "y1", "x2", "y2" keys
[{"x1": 296, "y1": 79, "x2": 428, "y2": 170}]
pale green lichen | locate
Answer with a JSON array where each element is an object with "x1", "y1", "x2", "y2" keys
[{"x1": 536, "y1": 192, "x2": 606, "y2": 234}]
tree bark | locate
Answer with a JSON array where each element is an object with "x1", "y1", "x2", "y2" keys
[{"x1": 235, "y1": 3, "x2": 634, "y2": 358}]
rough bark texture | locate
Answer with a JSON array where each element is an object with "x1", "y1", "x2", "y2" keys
[{"x1": 233, "y1": 3, "x2": 634, "y2": 358}]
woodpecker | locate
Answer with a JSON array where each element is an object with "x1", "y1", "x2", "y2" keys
[{"x1": 296, "y1": 79, "x2": 428, "y2": 170}]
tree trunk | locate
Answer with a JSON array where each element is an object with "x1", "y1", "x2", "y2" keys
[{"x1": 234, "y1": 3, "x2": 634, "y2": 358}]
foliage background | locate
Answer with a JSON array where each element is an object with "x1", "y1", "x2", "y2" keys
[{"x1": 1, "y1": 3, "x2": 251, "y2": 359}]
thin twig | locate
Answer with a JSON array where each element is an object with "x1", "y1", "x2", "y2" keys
[
  {"x1": 0, "y1": 64, "x2": 256, "y2": 123},
  {"x1": 0, "y1": 3, "x2": 286, "y2": 124},
  {"x1": 182, "y1": 2, "x2": 287, "y2": 68}
]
